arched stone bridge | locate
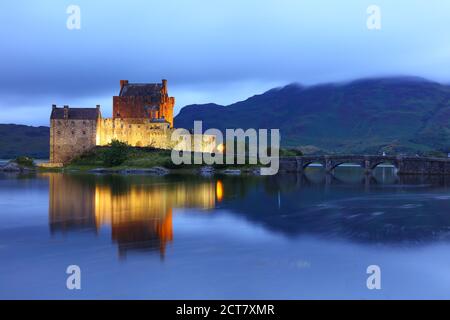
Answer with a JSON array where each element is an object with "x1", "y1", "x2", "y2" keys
[{"x1": 279, "y1": 155, "x2": 450, "y2": 175}]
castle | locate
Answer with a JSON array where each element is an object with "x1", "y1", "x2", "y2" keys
[{"x1": 47, "y1": 79, "x2": 215, "y2": 165}]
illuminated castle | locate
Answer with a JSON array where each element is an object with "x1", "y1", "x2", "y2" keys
[{"x1": 48, "y1": 79, "x2": 215, "y2": 165}]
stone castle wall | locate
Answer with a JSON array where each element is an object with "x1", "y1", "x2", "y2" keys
[
  {"x1": 97, "y1": 118, "x2": 174, "y2": 149},
  {"x1": 50, "y1": 118, "x2": 98, "y2": 164},
  {"x1": 49, "y1": 117, "x2": 217, "y2": 165}
]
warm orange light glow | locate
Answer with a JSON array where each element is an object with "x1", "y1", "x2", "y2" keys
[
  {"x1": 216, "y1": 143, "x2": 225, "y2": 153},
  {"x1": 47, "y1": 173, "x2": 216, "y2": 259},
  {"x1": 216, "y1": 180, "x2": 224, "y2": 202}
]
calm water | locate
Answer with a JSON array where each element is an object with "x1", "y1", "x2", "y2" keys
[{"x1": 1, "y1": 167, "x2": 450, "y2": 299}]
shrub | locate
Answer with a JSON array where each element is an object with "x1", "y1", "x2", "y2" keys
[
  {"x1": 266, "y1": 148, "x2": 304, "y2": 157},
  {"x1": 280, "y1": 148, "x2": 304, "y2": 157},
  {"x1": 13, "y1": 156, "x2": 35, "y2": 167},
  {"x1": 102, "y1": 140, "x2": 130, "y2": 167}
]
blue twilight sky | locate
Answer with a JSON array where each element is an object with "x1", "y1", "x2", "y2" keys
[{"x1": 0, "y1": 0, "x2": 450, "y2": 126}]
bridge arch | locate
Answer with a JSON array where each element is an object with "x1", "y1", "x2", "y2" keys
[
  {"x1": 370, "y1": 160, "x2": 399, "y2": 171},
  {"x1": 327, "y1": 160, "x2": 365, "y2": 172},
  {"x1": 302, "y1": 161, "x2": 325, "y2": 169}
]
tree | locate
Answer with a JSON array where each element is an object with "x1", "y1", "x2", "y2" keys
[
  {"x1": 103, "y1": 140, "x2": 130, "y2": 167},
  {"x1": 13, "y1": 156, "x2": 34, "y2": 167}
]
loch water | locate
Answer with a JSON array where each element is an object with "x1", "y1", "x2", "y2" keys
[{"x1": 1, "y1": 166, "x2": 450, "y2": 299}]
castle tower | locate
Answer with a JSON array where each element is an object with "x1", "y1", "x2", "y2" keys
[
  {"x1": 113, "y1": 79, "x2": 175, "y2": 127},
  {"x1": 49, "y1": 105, "x2": 101, "y2": 164}
]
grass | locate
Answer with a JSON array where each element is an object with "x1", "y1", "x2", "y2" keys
[
  {"x1": 63, "y1": 145, "x2": 299, "y2": 172},
  {"x1": 65, "y1": 147, "x2": 173, "y2": 171}
]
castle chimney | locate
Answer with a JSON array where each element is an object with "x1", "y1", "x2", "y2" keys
[
  {"x1": 162, "y1": 79, "x2": 168, "y2": 96},
  {"x1": 63, "y1": 105, "x2": 69, "y2": 119},
  {"x1": 52, "y1": 104, "x2": 57, "y2": 109},
  {"x1": 96, "y1": 104, "x2": 100, "y2": 109},
  {"x1": 120, "y1": 80, "x2": 129, "y2": 89}
]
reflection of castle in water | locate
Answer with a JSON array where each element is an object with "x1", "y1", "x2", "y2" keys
[{"x1": 47, "y1": 174, "x2": 216, "y2": 258}]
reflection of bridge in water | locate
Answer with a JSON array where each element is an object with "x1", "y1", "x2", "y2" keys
[
  {"x1": 276, "y1": 171, "x2": 450, "y2": 190},
  {"x1": 47, "y1": 174, "x2": 217, "y2": 259},
  {"x1": 279, "y1": 155, "x2": 450, "y2": 175}
]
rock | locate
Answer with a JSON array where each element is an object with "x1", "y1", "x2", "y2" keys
[
  {"x1": 88, "y1": 168, "x2": 112, "y2": 174},
  {"x1": 151, "y1": 166, "x2": 170, "y2": 175},
  {"x1": 240, "y1": 167, "x2": 261, "y2": 175},
  {"x1": 0, "y1": 162, "x2": 35, "y2": 172},
  {"x1": 0, "y1": 162, "x2": 21, "y2": 172},
  {"x1": 87, "y1": 166, "x2": 170, "y2": 175},
  {"x1": 199, "y1": 166, "x2": 215, "y2": 176},
  {"x1": 222, "y1": 169, "x2": 241, "y2": 175},
  {"x1": 119, "y1": 167, "x2": 169, "y2": 176}
]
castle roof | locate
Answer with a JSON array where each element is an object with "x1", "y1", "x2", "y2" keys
[
  {"x1": 51, "y1": 107, "x2": 100, "y2": 120},
  {"x1": 119, "y1": 83, "x2": 162, "y2": 98},
  {"x1": 150, "y1": 118, "x2": 170, "y2": 124}
]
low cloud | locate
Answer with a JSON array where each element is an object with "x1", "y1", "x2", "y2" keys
[{"x1": 1, "y1": 0, "x2": 450, "y2": 125}]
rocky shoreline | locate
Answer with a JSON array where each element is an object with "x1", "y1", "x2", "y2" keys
[
  {"x1": 85, "y1": 166, "x2": 262, "y2": 176},
  {"x1": 0, "y1": 161, "x2": 36, "y2": 173},
  {"x1": 0, "y1": 162, "x2": 262, "y2": 176}
]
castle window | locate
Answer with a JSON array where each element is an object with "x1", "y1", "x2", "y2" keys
[
  {"x1": 71, "y1": 131, "x2": 75, "y2": 135},
  {"x1": 57, "y1": 131, "x2": 61, "y2": 135},
  {"x1": 82, "y1": 121, "x2": 86, "y2": 125},
  {"x1": 71, "y1": 121, "x2": 75, "y2": 125},
  {"x1": 82, "y1": 131, "x2": 86, "y2": 135},
  {"x1": 129, "y1": 125, "x2": 132, "y2": 128}
]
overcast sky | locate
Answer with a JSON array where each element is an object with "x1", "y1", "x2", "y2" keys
[{"x1": 1, "y1": 0, "x2": 450, "y2": 126}]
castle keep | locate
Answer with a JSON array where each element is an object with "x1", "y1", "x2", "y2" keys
[
  {"x1": 48, "y1": 79, "x2": 215, "y2": 165},
  {"x1": 114, "y1": 79, "x2": 174, "y2": 126}
]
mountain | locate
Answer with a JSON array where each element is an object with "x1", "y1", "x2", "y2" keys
[
  {"x1": 0, "y1": 124, "x2": 49, "y2": 159},
  {"x1": 174, "y1": 77, "x2": 450, "y2": 154},
  {"x1": 2, "y1": 77, "x2": 450, "y2": 158}
]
